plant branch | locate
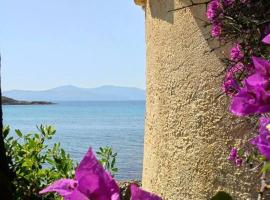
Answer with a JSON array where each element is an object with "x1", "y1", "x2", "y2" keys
[{"x1": 168, "y1": 2, "x2": 209, "y2": 13}]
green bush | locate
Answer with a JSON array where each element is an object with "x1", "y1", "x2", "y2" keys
[
  {"x1": 3, "y1": 125, "x2": 119, "y2": 200},
  {"x1": 96, "y1": 146, "x2": 118, "y2": 176},
  {"x1": 4, "y1": 125, "x2": 75, "y2": 200}
]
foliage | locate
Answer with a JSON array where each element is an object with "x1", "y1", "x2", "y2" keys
[
  {"x1": 3, "y1": 125, "x2": 122, "y2": 200},
  {"x1": 4, "y1": 125, "x2": 75, "y2": 200},
  {"x1": 207, "y1": 0, "x2": 270, "y2": 95},
  {"x1": 39, "y1": 148, "x2": 160, "y2": 200},
  {"x1": 96, "y1": 146, "x2": 118, "y2": 176},
  {"x1": 207, "y1": 0, "x2": 270, "y2": 198}
]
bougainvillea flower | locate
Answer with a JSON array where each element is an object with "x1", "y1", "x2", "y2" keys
[
  {"x1": 39, "y1": 179, "x2": 78, "y2": 199},
  {"x1": 259, "y1": 117, "x2": 270, "y2": 135},
  {"x1": 230, "y1": 43, "x2": 244, "y2": 61},
  {"x1": 230, "y1": 82, "x2": 270, "y2": 116},
  {"x1": 40, "y1": 148, "x2": 120, "y2": 200},
  {"x1": 222, "y1": 77, "x2": 239, "y2": 96},
  {"x1": 262, "y1": 33, "x2": 270, "y2": 44},
  {"x1": 74, "y1": 148, "x2": 120, "y2": 200},
  {"x1": 251, "y1": 56, "x2": 270, "y2": 77},
  {"x1": 222, "y1": 63, "x2": 244, "y2": 96},
  {"x1": 211, "y1": 24, "x2": 222, "y2": 38},
  {"x1": 230, "y1": 57, "x2": 270, "y2": 116},
  {"x1": 40, "y1": 148, "x2": 162, "y2": 200},
  {"x1": 130, "y1": 184, "x2": 162, "y2": 200},
  {"x1": 206, "y1": 0, "x2": 221, "y2": 21},
  {"x1": 251, "y1": 117, "x2": 270, "y2": 160},
  {"x1": 227, "y1": 147, "x2": 237, "y2": 161},
  {"x1": 235, "y1": 158, "x2": 243, "y2": 167}
]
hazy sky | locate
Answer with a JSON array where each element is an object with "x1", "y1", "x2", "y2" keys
[{"x1": 0, "y1": 1, "x2": 145, "y2": 91}]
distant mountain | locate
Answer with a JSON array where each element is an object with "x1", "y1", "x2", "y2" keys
[{"x1": 3, "y1": 85, "x2": 146, "y2": 101}]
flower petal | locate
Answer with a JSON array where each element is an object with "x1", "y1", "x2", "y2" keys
[
  {"x1": 130, "y1": 184, "x2": 162, "y2": 200},
  {"x1": 245, "y1": 73, "x2": 268, "y2": 87},
  {"x1": 75, "y1": 148, "x2": 120, "y2": 200},
  {"x1": 70, "y1": 188, "x2": 89, "y2": 200},
  {"x1": 39, "y1": 178, "x2": 77, "y2": 199},
  {"x1": 230, "y1": 87, "x2": 258, "y2": 116},
  {"x1": 252, "y1": 56, "x2": 270, "y2": 76},
  {"x1": 263, "y1": 33, "x2": 270, "y2": 44}
]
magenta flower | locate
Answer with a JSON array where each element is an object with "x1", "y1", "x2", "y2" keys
[
  {"x1": 40, "y1": 148, "x2": 162, "y2": 200},
  {"x1": 206, "y1": 0, "x2": 221, "y2": 21},
  {"x1": 131, "y1": 184, "x2": 162, "y2": 200},
  {"x1": 227, "y1": 147, "x2": 237, "y2": 161},
  {"x1": 40, "y1": 179, "x2": 78, "y2": 198},
  {"x1": 227, "y1": 147, "x2": 242, "y2": 167},
  {"x1": 40, "y1": 148, "x2": 120, "y2": 200},
  {"x1": 222, "y1": 63, "x2": 244, "y2": 96},
  {"x1": 259, "y1": 117, "x2": 270, "y2": 135},
  {"x1": 230, "y1": 84, "x2": 270, "y2": 116},
  {"x1": 230, "y1": 43, "x2": 244, "y2": 61},
  {"x1": 211, "y1": 24, "x2": 222, "y2": 38},
  {"x1": 251, "y1": 117, "x2": 270, "y2": 160},
  {"x1": 262, "y1": 33, "x2": 270, "y2": 44},
  {"x1": 230, "y1": 57, "x2": 270, "y2": 116},
  {"x1": 235, "y1": 158, "x2": 243, "y2": 167}
]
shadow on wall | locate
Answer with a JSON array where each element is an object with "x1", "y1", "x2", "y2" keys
[
  {"x1": 148, "y1": 0, "x2": 174, "y2": 24},
  {"x1": 148, "y1": 0, "x2": 226, "y2": 58},
  {"x1": 188, "y1": 2, "x2": 231, "y2": 59}
]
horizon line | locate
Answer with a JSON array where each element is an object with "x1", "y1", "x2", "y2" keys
[{"x1": 3, "y1": 84, "x2": 146, "y2": 92}]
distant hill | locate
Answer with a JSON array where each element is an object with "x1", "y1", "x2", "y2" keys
[
  {"x1": 2, "y1": 96, "x2": 53, "y2": 105},
  {"x1": 3, "y1": 85, "x2": 146, "y2": 101}
]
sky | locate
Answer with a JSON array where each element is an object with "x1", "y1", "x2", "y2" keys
[{"x1": 0, "y1": 1, "x2": 145, "y2": 91}]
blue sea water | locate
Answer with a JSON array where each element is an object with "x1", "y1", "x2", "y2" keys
[{"x1": 3, "y1": 101, "x2": 145, "y2": 180}]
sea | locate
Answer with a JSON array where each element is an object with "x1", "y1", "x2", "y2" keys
[{"x1": 3, "y1": 101, "x2": 145, "y2": 180}]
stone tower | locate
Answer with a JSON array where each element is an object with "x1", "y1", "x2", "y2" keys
[{"x1": 134, "y1": 0, "x2": 257, "y2": 199}]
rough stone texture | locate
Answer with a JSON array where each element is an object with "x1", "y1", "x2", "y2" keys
[{"x1": 142, "y1": 0, "x2": 258, "y2": 199}]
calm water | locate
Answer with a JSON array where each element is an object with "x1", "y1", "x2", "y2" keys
[{"x1": 3, "y1": 101, "x2": 145, "y2": 180}]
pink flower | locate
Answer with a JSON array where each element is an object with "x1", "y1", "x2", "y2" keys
[
  {"x1": 211, "y1": 24, "x2": 222, "y2": 38},
  {"x1": 40, "y1": 179, "x2": 78, "y2": 199},
  {"x1": 227, "y1": 147, "x2": 237, "y2": 161},
  {"x1": 235, "y1": 158, "x2": 243, "y2": 167},
  {"x1": 251, "y1": 117, "x2": 270, "y2": 160},
  {"x1": 206, "y1": 0, "x2": 221, "y2": 21},
  {"x1": 262, "y1": 33, "x2": 270, "y2": 44},
  {"x1": 230, "y1": 57, "x2": 270, "y2": 116},
  {"x1": 40, "y1": 148, "x2": 162, "y2": 200},
  {"x1": 222, "y1": 63, "x2": 244, "y2": 96},
  {"x1": 230, "y1": 43, "x2": 244, "y2": 61},
  {"x1": 131, "y1": 184, "x2": 162, "y2": 200},
  {"x1": 40, "y1": 148, "x2": 120, "y2": 200}
]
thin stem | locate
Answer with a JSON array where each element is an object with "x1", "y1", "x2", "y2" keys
[
  {"x1": 258, "y1": 161, "x2": 267, "y2": 200},
  {"x1": 168, "y1": 2, "x2": 209, "y2": 12}
]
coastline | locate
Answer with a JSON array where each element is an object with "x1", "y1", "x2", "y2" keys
[{"x1": 2, "y1": 96, "x2": 54, "y2": 105}]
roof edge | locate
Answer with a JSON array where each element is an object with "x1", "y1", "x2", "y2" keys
[{"x1": 134, "y1": 0, "x2": 146, "y2": 7}]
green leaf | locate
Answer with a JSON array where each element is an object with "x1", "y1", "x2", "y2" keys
[
  {"x1": 3, "y1": 126, "x2": 10, "y2": 139},
  {"x1": 262, "y1": 162, "x2": 270, "y2": 173},
  {"x1": 15, "y1": 129, "x2": 23, "y2": 138}
]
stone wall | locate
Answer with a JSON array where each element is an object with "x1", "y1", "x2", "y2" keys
[{"x1": 136, "y1": 0, "x2": 258, "y2": 199}]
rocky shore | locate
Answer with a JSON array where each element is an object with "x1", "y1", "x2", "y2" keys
[{"x1": 2, "y1": 96, "x2": 54, "y2": 105}]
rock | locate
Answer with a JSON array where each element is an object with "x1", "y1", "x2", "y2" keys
[{"x1": 2, "y1": 96, "x2": 54, "y2": 105}]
